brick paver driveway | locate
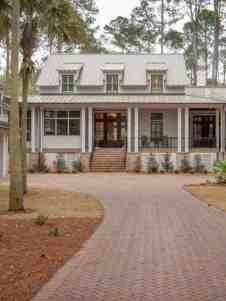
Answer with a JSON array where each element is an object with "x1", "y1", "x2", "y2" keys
[{"x1": 31, "y1": 174, "x2": 226, "y2": 301}]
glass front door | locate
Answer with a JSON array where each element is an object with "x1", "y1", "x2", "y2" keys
[
  {"x1": 95, "y1": 112, "x2": 127, "y2": 147},
  {"x1": 192, "y1": 115, "x2": 216, "y2": 148}
]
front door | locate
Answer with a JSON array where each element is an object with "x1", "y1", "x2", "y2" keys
[
  {"x1": 192, "y1": 115, "x2": 216, "y2": 148},
  {"x1": 95, "y1": 112, "x2": 127, "y2": 148}
]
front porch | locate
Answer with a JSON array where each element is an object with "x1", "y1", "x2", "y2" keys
[{"x1": 81, "y1": 106, "x2": 225, "y2": 154}]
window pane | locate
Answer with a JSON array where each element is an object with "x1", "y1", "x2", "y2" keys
[
  {"x1": 69, "y1": 119, "x2": 80, "y2": 135},
  {"x1": 151, "y1": 113, "x2": 163, "y2": 138},
  {"x1": 69, "y1": 111, "x2": 80, "y2": 118},
  {"x1": 106, "y1": 74, "x2": 119, "y2": 93},
  {"x1": 44, "y1": 111, "x2": 56, "y2": 118},
  {"x1": 44, "y1": 119, "x2": 55, "y2": 135},
  {"x1": 151, "y1": 75, "x2": 163, "y2": 92},
  {"x1": 57, "y1": 119, "x2": 68, "y2": 135},
  {"x1": 57, "y1": 111, "x2": 68, "y2": 118},
  {"x1": 62, "y1": 75, "x2": 74, "y2": 92}
]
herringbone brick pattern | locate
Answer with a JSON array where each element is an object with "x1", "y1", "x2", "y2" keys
[{"x1": 31, "y1": 174, "x2": 226, "y2": 301}]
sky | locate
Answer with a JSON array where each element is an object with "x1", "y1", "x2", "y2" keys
[{"x1": 95, "y1": 0, "x2": 140, "y2": 30}]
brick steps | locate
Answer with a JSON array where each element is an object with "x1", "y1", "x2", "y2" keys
[{"x1": 91, "y1": 148, "x2": 126, "y2": 172}]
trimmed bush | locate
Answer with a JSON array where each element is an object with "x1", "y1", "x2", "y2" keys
[
  {"x1": 213, "y1": 160, "x2": 226, "y2": 183},
  {"x1": 148, "y1": 155, "x2": 159, "y2": 173},
  {"x1": 161, "y1": 153, "x2": 174, "y2": 172},
  {"x1": 72, "y1": 160, "x2": 81, "y2": 173},
  {"x1": 55, "y1": 155, "x2": 67, "y2": 173},
  {"x1": 193, "y1": 154, "x2": 205, "y2": 173}
]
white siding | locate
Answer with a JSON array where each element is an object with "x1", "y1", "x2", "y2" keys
[
  {"x1": 0, "y1": 134, "x2": 3, "y2": 176},
  {"x1": 43, "y1": 136, "x2": 81, "y2": 149}
]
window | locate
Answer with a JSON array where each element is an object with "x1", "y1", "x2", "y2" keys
[
  {"x1": 62, "y1": 74, "x2": 74, "y2": 93},
  {"x1": 106, "y1": 73, "x2": 119, "y2": 94},
  {"x1": 44, "y1": 110, "x2": 80, "y2": 136},
  {"x1": 151, "y1": 74, "x2": 163, "y2": 92},
  {"x1": 151, "y1": 113, "x2": 163, "y2": 138}
]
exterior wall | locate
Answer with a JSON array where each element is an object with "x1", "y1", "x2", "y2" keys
[
  {"x1": 140, "y1": 110, "x2": 178, "y2": 138},
  {"x1": 0, "y1": 134, "x2": 3, "y2": 176},
  {"x1": 0, "y1": 131, "x2": 8, "y2": 177},
  {"x1": 43, "y1": 136, "x2": 81, "y2": 150}
]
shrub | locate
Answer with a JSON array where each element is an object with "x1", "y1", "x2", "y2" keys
[
  {"x1": 34, "y1": 214, "x2": 48, "y2": 226},
  {"x1": 72, "y1": 159, "x2": 81, "y2": 173},
  {"x1": 49, "y1": 227, "x2": 64, "y2": 237},
  {"x1": 213, "y1": 160, "x2": 226, "y2": 183},
  {"x1": 193, "y1": 154, "x2": 205, "y2": 173},
  {"x1": 148, "y1": 155, "x2": 159, "y2": 173},
  {"x1": 161, "y1": 153, "x2": 174, "y2": 172},
  {"x1": 180, "y1": 156, "x2": 192, "y2": 173},
  {"x1": 55, "y1": 155, "x2": 67, "y2": 173}
]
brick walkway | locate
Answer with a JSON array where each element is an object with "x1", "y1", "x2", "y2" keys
[{"x1": 31, "y1": 174, "x2": 226, "y2": 301}]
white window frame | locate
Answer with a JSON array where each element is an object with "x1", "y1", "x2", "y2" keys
[
  {"x1": 105, "y1": 72, "x2": 120, "y2": 94},
  {"x1": 147, "y1": 72, "x2": 166, "y2": 93},
  {"x1": 61, "y1": 74, "x2": 75, "y2": 93},
  {"x1": 44, "y1": 110, "x2": 80, "y2": 136}
]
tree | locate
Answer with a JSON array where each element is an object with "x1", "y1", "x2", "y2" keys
[
  {"x1": 199, "y1": 9, "x2": 215, "y2": 82},
  {"x1": 9, "y1": 0, "x2": 24, "y2": 210},
  {"x1": 104, "y1": 16, "x2": 143, "y2": 52}
]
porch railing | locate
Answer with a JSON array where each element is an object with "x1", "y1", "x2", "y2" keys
[{"x1": 139, "y1": 136, "x2": 178, "y2": 152}]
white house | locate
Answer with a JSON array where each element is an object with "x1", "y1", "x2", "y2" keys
[
  {"x1": 26, "y1": 54, "x2": 226, "y2": 172},
  {"x1": 0, "y1": 83, "x2": 8, "y2": 177}
]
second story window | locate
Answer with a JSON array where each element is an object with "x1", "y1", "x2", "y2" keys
[
  {"x1": 62, "y1": 74, "x2": 74, "y2": 93},
  {"x1": 151, "y1": 74, "x2": 164, "y2": 93},
  {"x1": 106, "y1": 73, "x2": 119, "y2": 94}
]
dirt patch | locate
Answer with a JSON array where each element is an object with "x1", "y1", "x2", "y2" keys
[
  {"x1": 0, "y1": 217, "x2": 102, "y2": 301},
  {"x1": 185, "y1": 183, "x2": 226, "y2": 212},
  {"x1": 0, "y1": 186, "x2": 103, "y2": 219},
  {"x1": 0, "y1": 185, "x2": 104, "y2": 300}
]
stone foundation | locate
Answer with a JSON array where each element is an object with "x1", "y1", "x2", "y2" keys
[
  {"x1": 80, "y1": 153, "x2": 92, "y2": 172},
  {"x1": 126, "y1": 153, "x2": 141, "y2": 172},
  {"x1": 140, "y1": 152, "x2": 218, "y2": 173}
]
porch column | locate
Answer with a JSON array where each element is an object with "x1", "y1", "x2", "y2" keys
[
  {"x1": 221, "y1": 108, "x2": 225, "y2": 152},
  {"x1": 134, "y1": 107, "x2": 139, "y2": 153},
  {"x1": 88, "y1": 107, "x2": 93, "y2": 153},
  {"x1": 216, "y1": 109, "x2": 220, "y2": 151},
  {"x1": 185, "y1": 107, "x2": 189, "y2": 152},
  {"x1": 127, "y1": 107, "x2": 132, "y2": 152},
  {"x1": 31, "y1": 107, "x2": 36, "y2": 153},
  {"x1": 2, "y1": 133, "x2": 8, "y2": 177},
  {"x1": 177, "y1": 108, "x2": 182, "y2": 153},
  {"x1": 40, "y1": 108, "x2": 44, "y2": 152},
  {"x1": 81, "y1": 107, "x2": 86, "y2": 152}
]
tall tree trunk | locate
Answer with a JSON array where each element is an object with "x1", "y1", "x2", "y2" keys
[
  {"x1": 161, "y1": 0, "x2": 164, "y2": 54},
  {"x1": 9, "y1": 0, "x2": 24, "y2": 211},
  {"x1": 212, "y1": 0, "x2": 220, "y2": 85},
  {"x1": 21, "y1": 68, "x2": 29, "y2": 194}
]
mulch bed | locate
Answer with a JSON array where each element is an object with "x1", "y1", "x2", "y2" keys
[{"x1": 0, "y1": 217, "x2": 102, "y2": 301}]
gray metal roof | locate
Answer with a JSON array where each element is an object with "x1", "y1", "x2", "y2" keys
[{"x1": 37, "y1": 54, "x2": 189, "y2": 87}]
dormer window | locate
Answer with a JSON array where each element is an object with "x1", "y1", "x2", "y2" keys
[
  {"x1": 62, "y1": 74, "x2": 74, "y2": 93},
  {"x1": 151, "y1": 74, "x2": 164, "y2": 93},
  {"x1": 106, "y1": 73, "x2": 119, "y2": 94}
]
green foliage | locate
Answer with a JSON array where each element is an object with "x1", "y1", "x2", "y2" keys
[
  {"x1": 49, "y1": 227, "x2": 64, "y2": 237},
  {"x1": 34, "y1": 214, "x2": 48, "y2": 226},
  {"x1": 72, "y1": 160, "x2": 81, "y2": 173},
  {"x1": 55, "y1": 156, "x2": 67, "y2": 173},
  {"x1": 180, "y1": 156, "x2": 192, "y2": 173},
  {"x1": 161, "y1": 153, "x2": 174, "y2": 173},
  {"x1": 148, "y1": 155, "x2": 159, "y2": 173},
  {"x1": 213, "y1": 160, "x2": 226, "y2": 183}
]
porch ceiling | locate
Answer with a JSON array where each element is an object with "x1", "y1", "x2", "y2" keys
[{"x1": 26, "y1": 94, "x2": 226, "y2": 107}]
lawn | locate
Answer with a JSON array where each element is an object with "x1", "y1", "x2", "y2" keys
[
  {"x1": 185, "y1": 183, "x2": 226, "y2": 212},
  {"x1": 0, "y1": 184, "x2": 104, "y2": 301}
]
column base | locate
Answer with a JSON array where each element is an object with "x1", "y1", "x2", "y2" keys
[
  {"x1": 80, "y1": 153, "x2": 92, "y2": 172},
  {"x1": 126, "y1": 153, "x2": 141, "y2": 173}
]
